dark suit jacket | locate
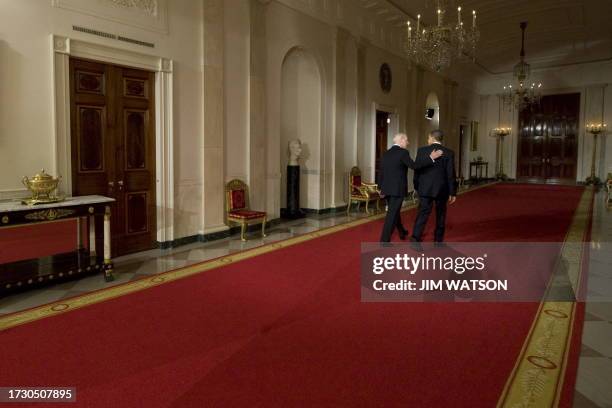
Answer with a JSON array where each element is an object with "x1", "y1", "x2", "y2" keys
[
  {"x1": 380, "y1": 145, "x2": 432, "y2": 197},
  {"x1": 413, "y1": 143, "x2": 457, "y2": 198}
]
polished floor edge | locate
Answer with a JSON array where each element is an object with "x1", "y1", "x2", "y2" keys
[
  {"x1": 497, "y1": 187, "x2": 593, "y2": 407},
  {"x1": 0, "y1": 183, "x2": 495, "y2": 331}
]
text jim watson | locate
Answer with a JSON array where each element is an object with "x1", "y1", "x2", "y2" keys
[{"x1": 372, "y1": 279, "x2": 509, "y2": 291}]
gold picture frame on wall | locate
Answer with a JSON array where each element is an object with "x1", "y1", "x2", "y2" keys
[{"x1": 470, "y1": 120, "x2": 479, "y2": 151}]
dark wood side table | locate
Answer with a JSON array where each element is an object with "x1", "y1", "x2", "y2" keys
[
  {"x1": 469, "y1": 161, "x2": 489, "y2": 182},
  {"x1": 0, "y1": 195, "x2": 115, "y2": 295}
]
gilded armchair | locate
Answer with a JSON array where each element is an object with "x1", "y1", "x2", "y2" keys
[
  {"x1": 225, "y1": 179, "x2": 267, "y2": 241},
  {"x1": 346, "y1": 166, "x2": 381, "y2": 215}
]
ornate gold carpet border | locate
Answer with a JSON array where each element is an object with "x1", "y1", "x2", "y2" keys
[
  {"x1": 0, "y1": 183, "x2": 496, "y2": 331},
  {"x1": 497, "y1": 187, "x2": 593, "y2": 408}
]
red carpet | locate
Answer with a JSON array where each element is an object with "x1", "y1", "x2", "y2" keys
[{"x1": 0, "y1": 184, "x2": 588, "y2": 407}]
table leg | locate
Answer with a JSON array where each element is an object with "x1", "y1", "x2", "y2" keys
[
  {"x1": 76, "y1": 217, "x2": 82, "y2": 250},
  {"x1": 89, "y1": 215, "x2": 96, "y2": 257},
  {"x1": 103, "y1": 206, "x2": 114, "y2": 281}
]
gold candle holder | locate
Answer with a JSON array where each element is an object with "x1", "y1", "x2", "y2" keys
[
  {"x1": 492, "y1": 127, "x2": 511, "y2": 179},
  {"x1": 586, "y1": 123, "x2": 607, "y2": 185}
]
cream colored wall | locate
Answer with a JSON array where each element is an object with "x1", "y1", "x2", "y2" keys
[
  {"x1": 223, "y1": 0, "x2": 249, "y2": 183},
  {"x1": 0, "y1": 0, "x2": 204, "y2": 240}
]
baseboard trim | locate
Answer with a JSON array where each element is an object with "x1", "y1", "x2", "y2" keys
[
  {"x1": 157, "y1": 218, "x2": 283, "y2": 249},
  {"x1": 298, "y1": 205, "x2": 349, "y2": 215}
]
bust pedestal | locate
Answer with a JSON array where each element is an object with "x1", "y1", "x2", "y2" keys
[{"x1": 282, "y1": 165, "x2": 304, "y2": 219}]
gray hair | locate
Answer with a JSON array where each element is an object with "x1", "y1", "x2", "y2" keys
[
  {"x1": 430, "y1": 129, "x2": 444, "y2": 142},
  {"x1": 392, "y1": 133, "x2": 408, "y2": 143}
]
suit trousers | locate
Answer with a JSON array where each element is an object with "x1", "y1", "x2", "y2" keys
[
  {"x1": 380, "y1": 196, "x2": 407, "y2": 242},
  {"x1": 412, "y1": 195, "x2": 448, "y2": 242}
]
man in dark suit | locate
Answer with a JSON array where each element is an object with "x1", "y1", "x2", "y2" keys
[
  {"x1": 411, "y1": 129, "x2": 457, "y2": 243},
  {"x1": 379, "y1": 133, "x2": 443, "y2": 242}
]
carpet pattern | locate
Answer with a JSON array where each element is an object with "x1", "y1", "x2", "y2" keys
[{"x1": 0, "y1": 184, "x2": 590, "y2": 407}]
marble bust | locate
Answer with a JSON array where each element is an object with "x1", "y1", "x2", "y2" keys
[{"x1": 288, "y1": 139, "x2": 302, "y2": 166}]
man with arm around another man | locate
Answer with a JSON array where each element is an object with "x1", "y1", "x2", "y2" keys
[{"x1": 379, "y1": 133, "x2": 443, "y2": 243}]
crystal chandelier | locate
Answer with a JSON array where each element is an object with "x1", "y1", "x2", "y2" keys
[
  {"x1": 502, "y1": 22, "x2": 542, "y2": 111},
  {"x1": 404, "y1": 0, "x2": 479, "y2": 72}
]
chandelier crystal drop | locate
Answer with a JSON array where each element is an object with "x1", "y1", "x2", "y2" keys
[
  {"x1": 501, "y1": 22, "x2": 542, "y2": 111},
  {"x1": 404, "y1": 0, "x2": 479, "y2": 72}
]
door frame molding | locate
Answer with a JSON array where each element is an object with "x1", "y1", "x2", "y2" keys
[
  {"x1": 51, "y1": 34, "x2": 174, "y2": 243},
  {"x1": 371, "y1": 102, "x2": 399, "y2": 181}
]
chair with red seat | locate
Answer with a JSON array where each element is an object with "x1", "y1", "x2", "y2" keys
[
  {"x1": 346, "y1": 166, "x2": 381, "y2": 215},
  {"x1": 225, "y1": 179, "x2": 267, "y2": 241}
]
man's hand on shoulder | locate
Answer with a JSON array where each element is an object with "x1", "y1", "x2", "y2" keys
[
  {"x1": 448, "y1": 196, "x2": 456, "y2": 205},
  {"x1": 430, "y1": 149, "x2": 443, "y2": 161}
]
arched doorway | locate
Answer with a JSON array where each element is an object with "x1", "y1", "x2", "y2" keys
[{"x1": 280, "y1": 47, "x2": 322, "y2": 211}]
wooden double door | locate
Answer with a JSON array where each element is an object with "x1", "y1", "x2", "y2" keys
[
  {"x1": 517, "y1": 93, "x2": 579, "y2": 182},
  {"x1": 70, "y1": 58, "x2": 156, "y2": 256}
]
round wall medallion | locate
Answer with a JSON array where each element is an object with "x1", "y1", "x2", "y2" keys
[{"x1": 379, "y1": 63, "x2": 392, "y2": 93}]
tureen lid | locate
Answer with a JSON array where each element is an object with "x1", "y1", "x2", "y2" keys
[{"x1": 30, "y1": 169, "x2": 54, "y2": 181}]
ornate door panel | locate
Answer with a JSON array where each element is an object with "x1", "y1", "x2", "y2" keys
[
  {"x1": 517, "y1": 94, "x2": 579, "y2": 183},
  {"x1": 115, "y1": 67, "x2": 156, "y2": 254},
  {"x1": 70, "y1": 60, "x2": 114, "y2": 196},
  {"x1": 70, "y1": 59, "x2": 156, "y2": 256}
]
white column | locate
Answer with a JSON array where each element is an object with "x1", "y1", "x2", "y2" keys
[
  {"x1": 76, "y1": 217, "x2": 82, "y2": 250},
  {"x1": 89, "y1": 214, "x2": 96, "y2": 256},
  {"x1": 103, "y1": 206, "x2": 111, "y2": 264}
]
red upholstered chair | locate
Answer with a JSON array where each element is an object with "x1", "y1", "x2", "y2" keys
[
  {"x1": 225, "y1": 179, "x2": 267, "y2": 241},
  {"x1": 346, "y1": 166, "x2": 381, "y2": 215}
]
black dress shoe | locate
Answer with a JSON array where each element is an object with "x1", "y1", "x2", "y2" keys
[{"x1": 399, "y1": 231, "x2": 408, "y2": 240}]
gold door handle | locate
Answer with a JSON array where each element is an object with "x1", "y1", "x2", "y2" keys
[{"x1": 117, "y1": 180, "x2": 124, "y2": 191}]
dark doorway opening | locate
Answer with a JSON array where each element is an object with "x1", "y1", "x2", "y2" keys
[{"x1": 375, "y1": 110, "x2": 389, "y2": 185}]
